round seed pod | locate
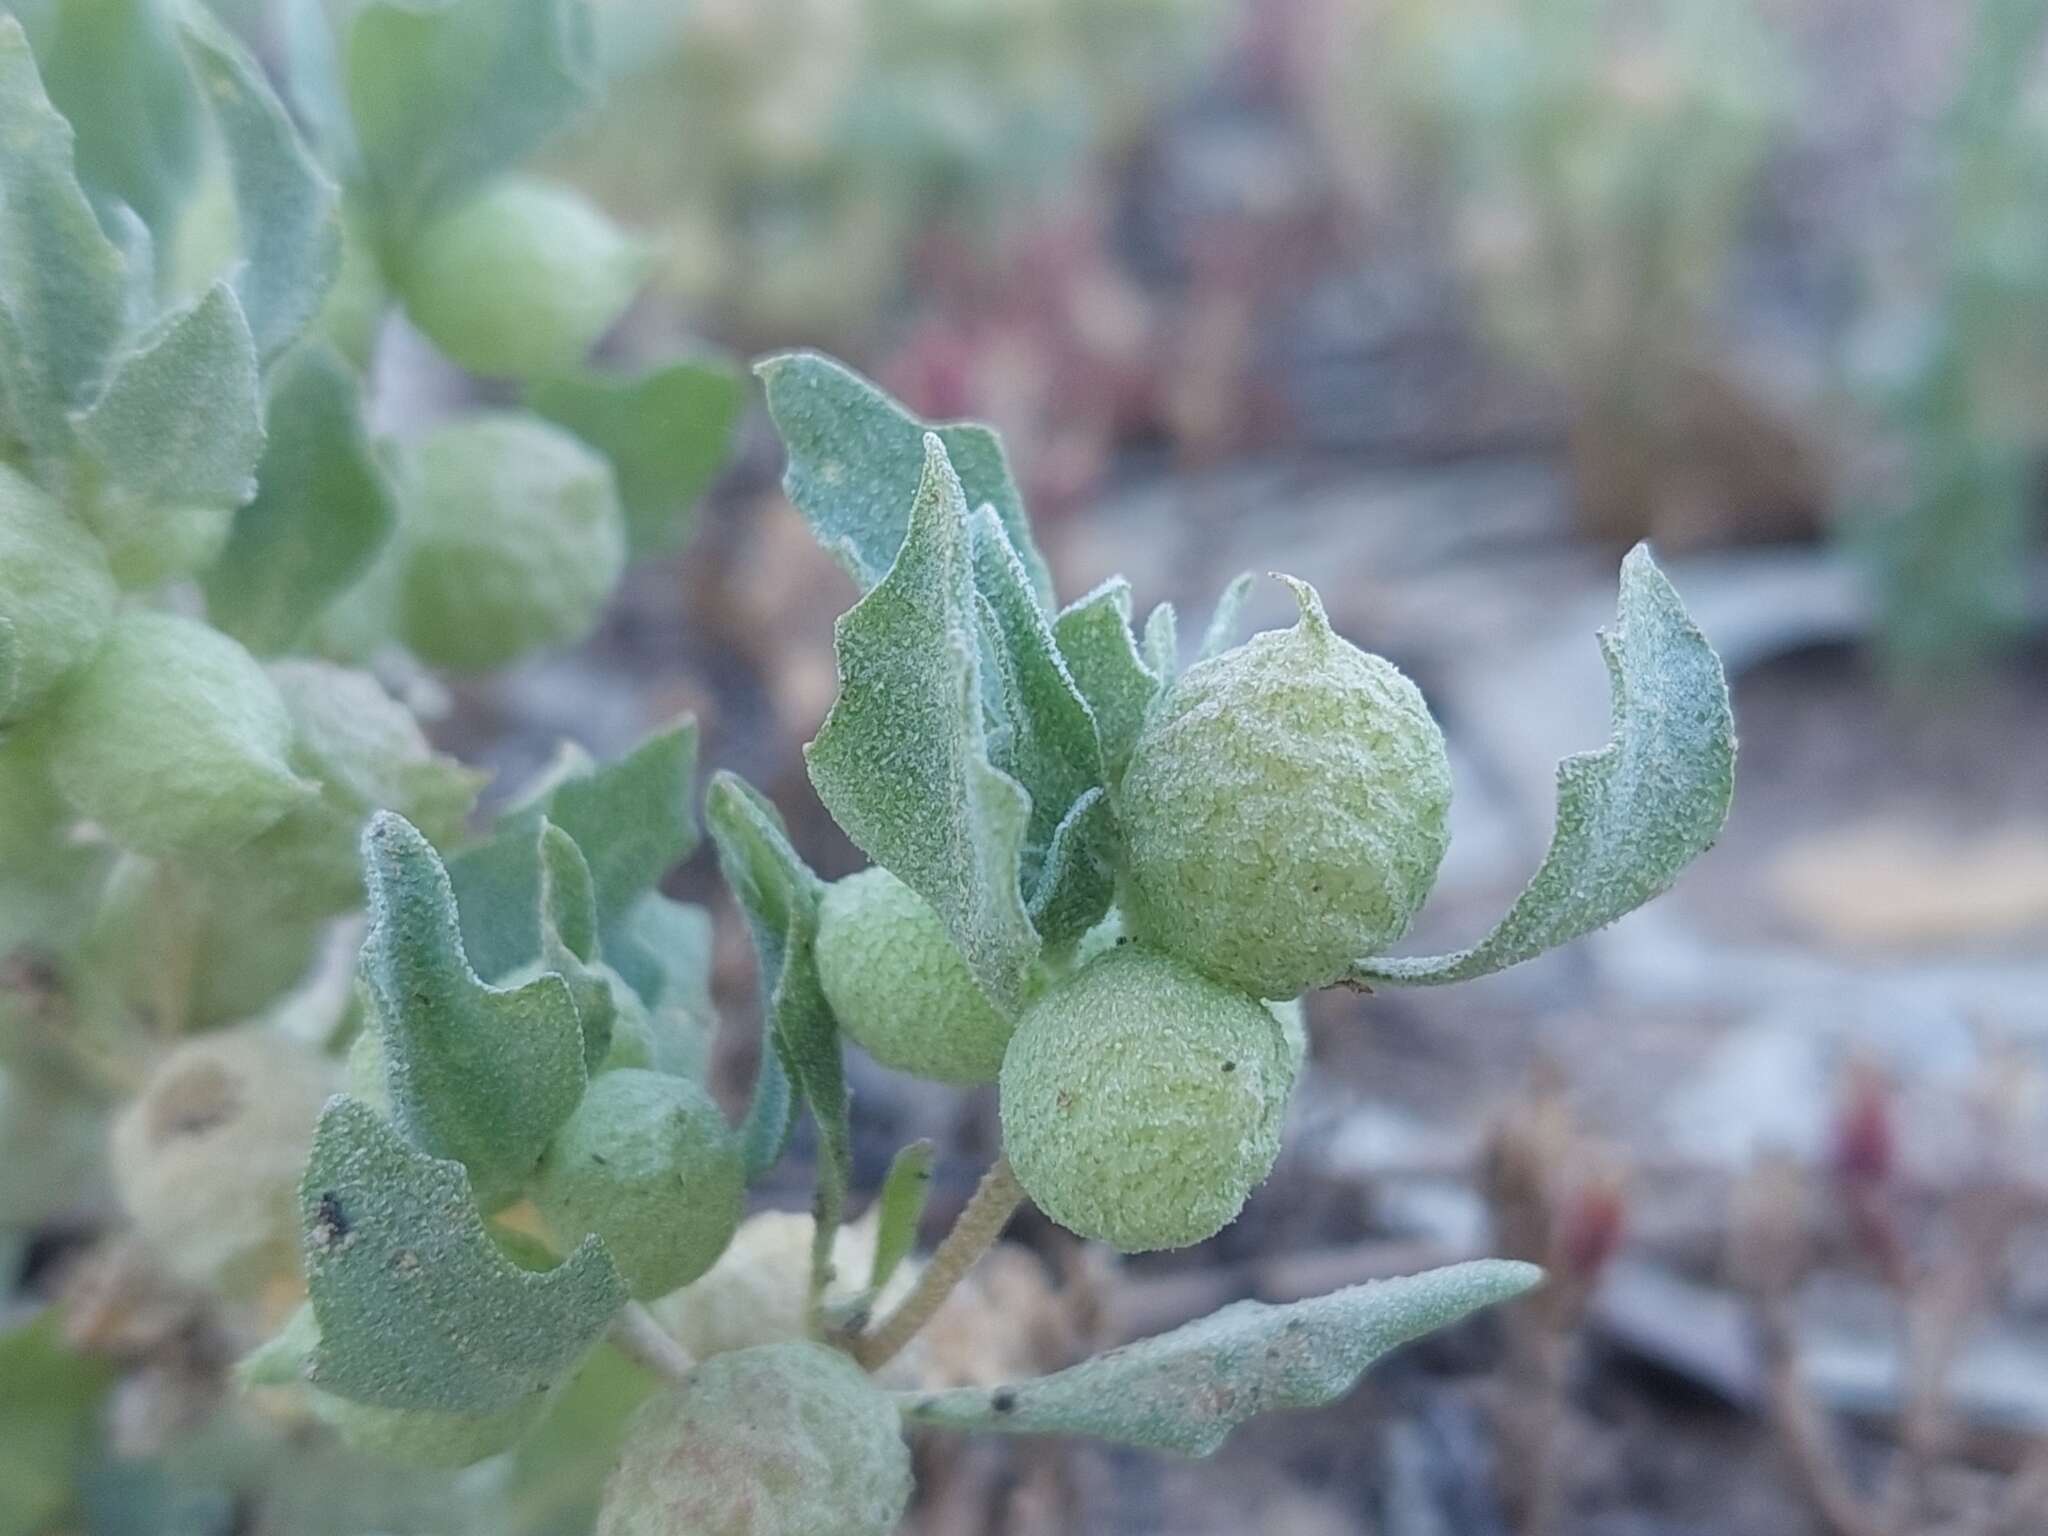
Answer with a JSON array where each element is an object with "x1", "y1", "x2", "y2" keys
[
  {"x1": 533, "y1": 1069, "x2": 744, "y2": 1300},
  {"x1": 596, "y1": 1341, "x2": 912, "y2": 1536},
  {"x1": 399, "y1": 176, "x2": 646, "y2": 380},
  {"x1": 392, "y1": 413, "x2": 626, "y2": 670},
  {"x1": 1075, "y1": 907, "x2": 1309, "y2": 1071},
  {"x1": 816, "y1": 866, "x2": 1013, "y2": 1083},
  {"x1": 48, "y1": 610, "x2": 314, "y2": 858},
  {"x1": 217, "y1": 660, "x2": 481, "y2": 919},
  {"x1": 1119, "y1": 577, "x2": 1452, "y2": 999},
  {"x1": 0, "y1": 463, "x2": 116, "y2": 721},
  {"x1": 999, "y1": 944, "x2": 1295, "y2": 1253},
  {"x1": 109, "y1": 1028, "x2": 336, "y2": 1295}
]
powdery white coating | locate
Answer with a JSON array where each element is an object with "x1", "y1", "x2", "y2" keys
[
  {"x1": 48, "y1": 610, "x2": 313, "y2": 857},
  {"x1": 400, "y1": 176, "x2": 646, "y2": 380},
  {"x1": 395, "y1": 413, "x2": 626, "y2": 670},
  {"x1": 596, "y1": 1341, "x2": 912, "y2": 1536},
  {"x1": 534, "y1": 1069, "x2": 745, "y2": 1300},
  {"x1": 817, "y1": 866, "x2": 1015, "y2": 1083},
  {"x1": 0, "y1": 462, "x2": 115, "y2": 720},
  {"x1": 999, "y1": 945, "x2": 1296, "y2": 1253},
  {"x1": 1120, "y1": 578, "x2": 1452, "y2": 999},
  {"x1": 110, "y1": 1027, "x2": 336, "y2": 1295}
]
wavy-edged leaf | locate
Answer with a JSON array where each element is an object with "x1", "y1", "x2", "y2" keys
[
  {"x1": 345, "y1": 0, "x2": 596, "y2": 242},
  {"x1": 22, "y1": 0, "x2": 202, "y2": 239},
  {"x1": 74, "y1": 279, "x2": 263, "y2": 508},
  {"x1": 1198, "y1": 571, "x2": 1255, "y2": 661},
  {"x1": 804, "y1": 435, "x2": 1039, "y2": 1012},
  {"x1": 0, "y1": 18, "x2": 129, "y2": 462},
  {"x1": 1350, "y1": 545, "x2": 1735, "y2": 987},
  {"x1": 970, "y1": 508, "x2": 1104, "y2": 884},
  {"x1": 359, "y1": 812, "x2": 586, "y2": 1208},
  {"x1": 204, "y1": 342, "x2": 395, "y2": 653},
  {"x1": 300, "y1": 1096, "x2": 625, "y2": 1415},
  {"x1": 902, "y1": 1260, "x2": 1541, "y2": 1456},
  {"x1": 528, "y1": 356, "x2": 742, "y2": 557},
  {"x1": 1052, "y1": 577, "x2": 1160, "y2": 787},
  {"x1": 446, "y1": 718, "x2": 698, "y2": 983},
  {"x1": 757, "y1": 350, "x2": 1054, "y2": 608},
  {"x1": 176, "y1": 4, "x2": 341, "y2": 361}
]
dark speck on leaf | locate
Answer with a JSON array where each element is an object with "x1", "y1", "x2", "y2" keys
[
  {"x1": 592, "y1": 1153, "x2": 609, "y2": 1166},
  {"x1": 1221, "y1": 1061, "x2": 1236, "y2": 1073},
  {"x1": 312, "y1": 1192, "x2": 351, "y2": 1250},
  {"x1": 991, "y1": 1390, "x2": 1018, "y2": 1413}
]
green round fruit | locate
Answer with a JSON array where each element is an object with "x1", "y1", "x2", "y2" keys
[
  {"x1": 218, "y1": 660, "x2": 481, "y2": 918},
  {"x1": 109, "y1": 1027, "x2": 336, "y2": 1295},
  {"x1": 313, "y1": 1388, "x2": 551, "y2": 1469},
  {"x1": 0, "y1": 463, "x2": 116, "y2": 721},
  {"x1": 1119, "y1": 577, "x2": 1452, "y2": 999},
  {"x1": 392, "y1": 414, "x2": 626, "y2": 670},
  {"x1": 817, "y1": 866, "x2": 1013, "y2": 1083},
  {"x1": 596, "y1": 1341, "x2": 912, "y2": 1536},
  {"x1": 399, "y1": 176, "x2": 646, "y2": 379},
  {"x1": 999, "y1": 944, "x2": 1295, "y2": 1253},
  {"x1": 48, "y1": 610, "x2": 313, "y2": 857},
  {"x1": 534, "y1": 1069, "x2": 743, "y2": 1300}
]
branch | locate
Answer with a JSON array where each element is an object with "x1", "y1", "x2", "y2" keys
[{"x1": 609, "y1": 1301, "x2": 695, "y2": 1386}]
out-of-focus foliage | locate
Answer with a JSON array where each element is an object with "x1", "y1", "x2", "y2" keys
[{"x1": 555, "y1": 0, "x2": 1223, "y2": 346}]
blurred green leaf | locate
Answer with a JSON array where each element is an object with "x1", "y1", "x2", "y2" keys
[
  {"x1": 345, "y1": 0, "x2": 596, "y2": 243},
  {"x1": 502, "y1": 1342, "x2": 657, "y2": 1535},
  {"x1": 359, "y1": 811, "x2": 588, "y2": 1209},
  {"x1": 867, "y1": 1139, "x2": 935, "y2": 1295},
  {"x1": 1351, "y1": 545, "x2": 1735, "y2": 986},
  {"x1": 528, "y1": 355, "x2": 742, "y2": 557},
  {"x1": 175, "y1": 3, "x2": 341, "y2": 361},
  {"x1": 1198, "y1": 571, "x2": 1255, "y2": 661},
  {"x1": 804, "y1": 435, "x2": 1040, "y2": 1012},
  {"x1": 301, "y1": 1095, "x2": 626, "y2": 1415},
  {"x1": 74, "y1": 279, "x2": 263, "y2": 509},
  {"x1": 902, "y1": 1260, "x2": 1541, "y2": 1456},
  {"x1": 0, "y1": 1310, "x2": 116, "y2": 1536},
  {"x1": 757, "y1": 349, "x2": 1054, "y2": 608},
  {"x1": 1052, "y1": 576, "x2": 1160, "y2": 787},
  {"x1": 0, "y1": 18, "x2": 129, "y2": 464}
]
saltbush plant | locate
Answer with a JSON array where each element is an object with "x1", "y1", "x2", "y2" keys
[{"x1": 0, "y1": 2, "x2": 1736, "y2": 1531}]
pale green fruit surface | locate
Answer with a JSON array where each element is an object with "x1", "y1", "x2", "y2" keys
[
  {"x1": 399, "y1": 176, "x2": 646, "y2": 379},
  {"x1": 1120, "y1": 578, "x2": 1452, "y2": 999},
  {"x1": 999, "y1": 944, "x2": 1295, "y2": 1253},
  {"x1": 0, "y1": 463, "x2": 116, "y2": 720},
  {"x1": 596, "y1": 1341, "x2": 912, "y2": 1536},
  {"x1": 109, "y1": 1028, "x2": 336, "y2": 1295},
  {"x1": 393, "y1": 414, "x2": 626, "y2": 670},
  {"x1": 48, "y1": 610, "x2": 313, "y2": 857},
  {"x1": 534, "y1": 1069, "x2": 744, "y2": 1300},
  {"x1": 78, "y1": 490, "x2": 234, "y2": 590},
  {"x1": 817, "y1": 866, "x2": 1014, "y2": 1083},
  {"x1": 222, "y1": 660, "x2": 481, "y2": 918}
]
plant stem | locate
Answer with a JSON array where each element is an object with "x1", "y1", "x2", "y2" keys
[
  {"x1": 854, "y1": 1155, "x2": 1024, "y2": 1372},
  {"x1": 610, "y1": 1301, "x2": 696, "y2": 1386}
]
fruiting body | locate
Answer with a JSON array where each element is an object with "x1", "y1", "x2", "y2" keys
[
  {"x1": 596, "y1": 1341, "x2": 912, "y2": 1536},
  {"x1": 533, "y1": 1069, "x2": 744, "y2": 1299},
  {"x1": 399, "y1": 176, "x2": 646, "y2": 379},
  {"x1": 0, "y1": 463, "x2": 116, "y2": 720},
  {"x1": 816, "y1": 866, "x2": 1013, "y2": 1083},
  {"x1": 999, "y1": 944, "x2": 1296, "y2": 1252},
  {"x1": 1119, "y1": 578, "x2": 1452, "y2": 998},
  {"x1": 393, "y1": 414, "x2": 626, "y2": 670},
  {"x1": 47, "y1": 610, "x2": 313, "y2": 857},
  {"x1": 109, "y1": 1029, "x2": 336, "y2": 1295}
]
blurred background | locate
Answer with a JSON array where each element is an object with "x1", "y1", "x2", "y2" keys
[{"x1": 10, "y1": 0, "x2": 2048, "y2": 1531}]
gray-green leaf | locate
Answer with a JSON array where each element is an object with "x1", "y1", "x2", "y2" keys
[
  {"x1": 1350, "y1": 545, "x2": 1735, "y2": 987},
  {"x1": 757, "y1": 350, "x2": 1054, "y2": 609},
  {"x1": 867, "y1": 1139, "x2": 935, "y2": 1296},
  {"x1": 538, "y1": 819, "x2": 615, "y2": 1074},
  {"x1": 301, "y1": 1095, "x2": 626, "y2": 1415},
  {"x1": 1198, "y1": 571, "x2": 1255, "y2": 661},
  {"x1": 0, "y1": 18, "x2": 129, "y2": 463},
  {"x1": 74, "y1": 279, "x2": 264, "y2": 509},
  {"x1": 176, "y1": 4, "x2": 341, "y2": 362},
  {"x1": 359, "y1": 811, "x2": 587, "y2": 1209},
  {"x1": 1052, "y1": 577, "x2": 1161, "y2": 788},
  {"x1": 804, "y1": 435, "x2": 1040, "y2": 1012},
  {"x1": 204, "y1": 341, "x2": 395, "y2": 654},
  {"x1": 1026, "y1": 785, "x2": 1117, "y2": 950},
  {"x1": 901, "y1": 1259, "x2": 1541, "y2": 1456},
  {"x1": 345, "y1": 0, "x2": 596, "y2": 243},
  {"x1": 528, "y1": 356, "x2": 742, "y2": 558},
  {"x1": 1143, "y1": 600, "x2": 1179, "y2": 684}
]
